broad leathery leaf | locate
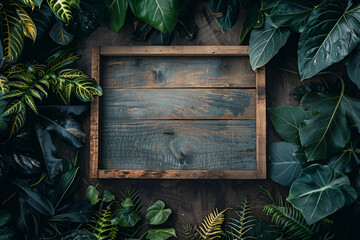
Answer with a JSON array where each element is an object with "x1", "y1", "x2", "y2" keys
[
  {"x1": 17, "y1": 197, "x2": 38, "y2": 237},
  {"x1": 0, "y1": 158, "x2": 9, "y2": 183},
  {"x1": 73, "y1": 78, "x2": 103, "y2": 102},
  {"x1": 24, "y1": 94, "x2": 38, "y2": 114},
  {"x1": 129, "y1": 0, "x2": 179, "y2": 34},
  {"x1": 291, "y1": 81, "x2": 328, "y2": 101},
  {"x1": 300, "y1": 92, "x2": 351, "y2": 161},
  {"x1": 46, "y1": 51, "x2": 80, "y2": 73},
  {"x1": 146, "y1": 228, "x2": 177, "y2": 240},
  {"x1": 50, "y1": 201, "x2": 94, "y2": 223},
  {"x1": 133, "y1": 19, "x2": 152, "y2": 41},
  {"x1": 341, "y1": 95, "x2": 360, "y2": 133},
  {"x1": 111, "y1": 199, "x2": 141, "y2": 227},
  {"x1": 16, "y1": 6, "x2": 37, "y2": 41},
  {"x1": 325, "y1": 142, "x2": 359, "y2": 174},
  {"x1": 268, "y1": 142, "x2": 305, "y2": 187},
  {"x1": 16, "y1": 0, "x2": 35, "y2": 9},
  {"x1": 34, "y1": 122, "x2": 63, "y2": 179},
  {"x1": 287, "y1": 164, "x2": 357, "y2": 225},
  {"x1": 104, "y1": 0, "x2": 128, "y2": 32},
  {"x1": 345, "y1": 44, "x2": 360, "y2": 89},
  {"x1": 150, "y1": 30, "x2": 171, "y2": 45},
  {"x1": 103, "y1": 189, "x2": 115, "y2": 202},
  {"x1": 13, "y1": 179, "x2": 55, "y2": 216},
  {"x1": 268, "y1": 0, "x2": 315, "y2": 33},
  {"x1": 86, "y1": 185, "x2": 100, "y2": 205},
  {"x1": 31, "y1": 5, "x2": 56, "y2": 43},
  {"x1": 209, "y1": 0, "x2": 240, "y2": 31},
  {"x1": 50, "y1": 21, "x2": 74, "y2": 45},
  {"x1": 146, "y1": 200, "x2": 172, "y2": 225},
  {"x1": 47, "y1": 0, "x2": 73, "y2": 24},
  {"x1": 0, "y1": 228, "x2": 15, "y2": 240},
  {"x1": 2, "y1": 7, "x2": 25, "y2": 63},
  {"x1": 239, "y1": 5, "x2": 264, "y2": 44},
  {"x1": 0, "y1": 74, "x2": 10, "y2": 94},
  {"x1": 298, "y1": 0, "x2": 360, "y2": 80},
  {"x1": 268, "y1": 106, "x2": 309, "y2": 145},
  {"x1": 51, "y1": 160, "x2": 79, "y2": 209},
  {"x1": 58, "y1": 230, "x2": 95, "y2": 240},
  {"x1": 8, "y1": 105, "x2": 26, "y2": 139},
  {"x1": 249, "y1": 20, "x2": 290, "y2": 70}
]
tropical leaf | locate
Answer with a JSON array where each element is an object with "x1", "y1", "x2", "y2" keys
[
  {"x1": 209, "y1": 0, "x2": 240, "y2": 31},
  {"x1": 341, "y1": 94, "x2": 360, "y2": 134},
  {"x1": 6, "y1": 104, "x2": 25, "y2": 139},
  {"x1": 86, "y1": 185, "x2": 100, "y2": 206},
  {"x1": 24, "y1": 94, "x2": 38, "y2": 114},
  {"x1": 47, "y1": 0, "x2": 73, "y2": 24},
  {"x1": 239, "y1": 5, "x2": 264, "y2": 44},
  {"x1": 197, "y1": 209, "x2": 228, "y2": 240},
  {"x1": 133, "y1": 19, "x2": 152, "y2": 41},
  {"x1": 50, "y1": 201, "x2": 94, "y2": 223},
  {"x1": 249, "y1": 20, "x2": 290, "y2": 70},
  {"x1": 298, "y1": 0, "x2": 360, "y2": 80},
  {"x1": 16, "y1": 0, "x2": 35, "y2": 9},
  {"x1": 59, "y1": 69, "x2": 90, "y2": 79},
  {"x1": 50, "y1": 21, "x2": 74, "y2": 45},
  {"x1": 16, "y1": 5, "x2": 37, "y2": 41},
  {"x1": 146, "y1": 200, "x2": 172, "y2": 225},
  {"x1": 104, "y1": 0, "x2": 128, "y2": 32},
  {"x1": 129, "y1": 0, "x2": 179, "y2": 34},
  {"x1": 268, "y1": 106, "x2": 309, "y2": 145},
  {"x1": 31, "y1": 5, "x2": 56, "y2": 43},
  {"x1": 287, "y1": 164, "x2": 357, "y2": 225},
  {"x1": 111, "y1": 198, "x2": 142, "y2": 227},
  {"x1": 1, "y1": 89, "x2": 26, "y2": 98},
  {"x1": 2, "y1": 100, "x2": 24, "y2": 117},
  {"x1": 46, "y1": 51, "x2": 80, "y2": 73},
  {"x1": 150, "y1": 30, "x2": 171, "y2": 45},
  {"x1": 72, "y1": 78, "x2": 103, "y2": 102},
  {"x1": 146, "y1": 228, "x2": 177, "y2": 240},
  {"x1": 345, "y1": 44, "x2": 360, "y2": 89},
  {"x1": 2, "y1": 6, "x2": 25, "y2": 62},
  {"x1": 7, "y1": 81, "x2": 30, "y2": 89},
  {"x1": 268, "y1": 142, "x2": 305, "y2": 187},
  {"x1": 0, "y1": 74, "x2": 10, "y2": 94}
]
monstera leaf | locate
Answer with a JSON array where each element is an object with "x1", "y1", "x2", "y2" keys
[
  {"x1": 268, "y1": 142, "x2": 305, "y2": 187},
  {"x1": 129, "y1": 0, "x2": 179, "y2": 34},
  {"x1": 345, "y1": 44, "x2": 360, "y2": 89},
  {"x1": 268, "y1": 106, "x2": 309, "y2": 145},
  {"x1": 104, "y1": 0, "x2": 128, "y2": 32},
  {"x1": 47, "y1": 0, "x2": 73, "y2": 24},
  {"x1": 298, "y1": 0, "x2": 360, "y2": 80},
  {"x1": 209, "y1": 0, "x2": 240, "y2": 31},
  {"x1": 146, "y1": 200, "x2": 172, "y2": 225},
  {"x1": 287, "y1": 164, "x2": 357, "y2": 225},
  {"x1": 268, "y1": 0, "x2": 315, "y2": 33},
  {"x1": 249, "y1": 20, "x2": 290, "y2": 70}
]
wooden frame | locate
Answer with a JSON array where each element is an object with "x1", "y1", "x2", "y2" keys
[{"x1": 90, "y1": 46, "x2": 266, "y2": 179}]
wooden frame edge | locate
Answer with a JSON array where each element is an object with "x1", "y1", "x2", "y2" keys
[
  {"x1": 256, "y1": 67, "x2": 266, "y2": 179},
  {"x1": 90, "y1": 46, "x2": 101, "y2": 178}
]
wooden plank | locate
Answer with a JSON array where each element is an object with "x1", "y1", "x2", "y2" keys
[
  {"x1": 100, "y1": 46, "x2": 249, "y2": 56},
  {"x1": 102, "y1": 56, "x2": 255, "y2": 88},
  {"x1": 100, "y1": 120, "x2": 256, "y2": 171},
  {"x1": 102, "y1": 89, "x2": 256, "y2": 120},
  {"x1": 98, "y1": 170, "x2": 258, "y2": 179},
  {"x1": 256, "y1": 67, "x2": 266, "y2": 179},
  {"x1": 90, "y1": 46, "x2": 100, "y2": 178}
]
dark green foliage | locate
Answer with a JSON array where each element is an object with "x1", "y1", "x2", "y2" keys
[{"x1": 209, "y1": 0, "x2": 240, "y2": 31}]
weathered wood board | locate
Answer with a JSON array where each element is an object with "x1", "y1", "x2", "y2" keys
[{"x1": 90, "y1": 46, "x2": 266, "y2": 179}]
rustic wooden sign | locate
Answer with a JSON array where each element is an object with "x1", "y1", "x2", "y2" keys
[{"x1": 90, "y1": 46, "x2": 266, "y2": 179}]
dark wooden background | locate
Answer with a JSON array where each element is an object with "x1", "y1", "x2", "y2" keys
[{"x1": 75, "y1": 3, "x2": 300, "y2": 237}]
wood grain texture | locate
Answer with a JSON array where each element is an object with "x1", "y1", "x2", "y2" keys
[
  {"x1": 102, "y1": 56, "x2": 255, "y2": 89},
  {"x1": 98, "y1": 170, "x2": 258, "y2": 179},
  {"x1": 100, "y1": 120, "x2": 256, "y2": 171},
  {"x1": 90, "y1": 46, "x2": 100, "y2": 178},
  {"x1": 102, "y1": 89, "x2": 256, "y2": 120},
  {"x1": 256, "y1": 67, "x2": 266, "y2": 179},
  {"x1": 100, "y1": 46, "x2": 249, "y2": 56}
]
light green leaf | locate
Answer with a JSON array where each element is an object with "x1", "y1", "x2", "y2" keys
[
  {"x1": 47, "y1": 0, "x2": 73, "y2": 24},
  {"x1": 24, "y1": 94, "x2": 38, "y2": 114},
  {"x1": 72, "y1": 78, "x2": 103, "y2": 102},
  {"x1": 146, "y1": 228, "x2": 177, "y2": 240},
  {"x1": 146, "y1": 200, "x2": 172, "y2": 225},
  {"x1": 287, "y1": 164, "x2": 357, "y2": 225},
  {"x1": 86, "y1": 185, "x2": 100, "y2": 205},
  {"x1": 2, "y1": 100, "x2": 24, "y2": 117},
  {"x1": 7, "y1": 81, "x2": 30, "y2": 89},
  {"x1": 59, "y1": 69, "x2": 90, "y2": 79},
  {"x1": 111, "y1": 198, "x2": 141, "y2": 227},
  {"x1": 46, "y1": 51, "x2": 80, "y2": 73},
  {"x1": 0, "y1": 75, "x2": 9, "y2": 94},
  {"x1": 8, "y1": 106, "x2": 26, "y2": 139},
  {"x1": 103, "y1": 189, "x2": 115, "y2": 202}
]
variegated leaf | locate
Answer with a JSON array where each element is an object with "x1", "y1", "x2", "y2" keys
[
  {"x1": 46, "y1": 52, "x2": 80, "y2": 73},
  {"x1": 47, "y1": 0, "x2": 73, "y2": 24},
  {"x1": 34, "y1": 83, "x2": 48, "y2": 96},
  {"x1": 16, "y1": 0, "x2": 35, "y2": 9},
  {"x1": 5, "y1": 63, "x2": 26, "y2": 76},
  {"x1": 2, "y1": 7, "x2": 25, "y2": 63},
  {"x1": 29, "y1": 88, "x2": 42, "y2": 100},
  {"x1": 10, "y1": 72, "x2": 36, "y2": 83},
  {"x1": 73, "y1": 78, "x2": 103, "y2": 102},
  {"x1": 2, "y1": 89, "x2": 25, "y2": 98},
  {"x1": 8, "y1": 106, "x2": 26, "y2": 139},
  {"x1": 7, "y1": 81, "x2": 30, "y2": 89},
  {"x1": 58, "y1": 69, "x2": 89, "y2": 79},
  {"x1": 64, "y1": 81, "x2": 73, "y2": 105},
  {"x1": 24, "y1": 94, "x2": 38, "y2": 114},
  {"x1": 2, "y1": 100, "x2": 24, "y2": 117},
  {"x1": 0, "y1": 74, "x2": 10, "y2": 94},
  {"x1": 16, "y1": 5, "x2": 37, "y2": 41}
]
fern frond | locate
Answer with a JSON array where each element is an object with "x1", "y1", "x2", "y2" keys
[
  {"x1": 226, "y1": 197, "x2": 256, "y2": 240},
  {"x1": 197, "y1": 208, "x2": 229, "y2": 240},
  {"x1": 182, "y1": 224, "x2": 197, "y2": 240},
  {"x1": 86, "y1": 208, "x2": 118, "y2": 240}
]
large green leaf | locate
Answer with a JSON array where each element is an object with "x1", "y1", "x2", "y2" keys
[
  {"x1": 146, "y1": 200, "x2": 172, "y2": 225},
  {"x1": 268, "y1": 142, "x2": 305, "y2": 187},
  {"x1": 129, "y1": 0, "x2": 179, "y2": 34},
  {"x1": 47, "y1": 0, "x2": 73, "y2": 24},
  {"x1": 268, "y1": 106, "x2": 309, "y2": 145},
  {"x1": 146, "y1": 228, "x2": 177, "y2": 240},
  {"x1": 72, "y1": 77, "x2": 103, "y2": 102},
  {"x1": 345, "y1": 44, "x2": 360, "y2": 89},
  {"x1": 298, "y1": 0, "x2": 360, "y2": 80},
  {"x1": 239, "y1": 5, "x2": 264, "y2": 44},
  {"x1": 46, "y1": 51, "x2": 80, "y2": 73},
  {"x1": 111, "y1": 198, "x2": 141, "y2": 227},
  {"x1": 209, "y1": 0, "x2": 240, "y2": 31},
  {"x1": 2, "y1": 6, "x2": 25, "y2": 63},
  {"x1": 287, "y1": 164, "x2": 357, "y2": 225},
  {"x1": 50, "y1": 21, "x2": 74, "y2": 45},
  {"x1": 104, "y1": 0, "x2": 127, "y2": 32},
  {"x1": 16, "y1": 0, "x2": 36, "y2": 9},
  {"x1": 86, "y1": 185, "x2": 100, "y2": 205},
  {"x1": 249, "y1": 20, "x2": 290, "y2": 70},
  {"x1": 300, "y1": 91, "x2": 351, "y2": 161},
  {"x1": 16, "y1": 5, "x2": 37, "y2": 42},
  {"x1": 268, "y1": 0, "x2": 315, "y2": 33}
]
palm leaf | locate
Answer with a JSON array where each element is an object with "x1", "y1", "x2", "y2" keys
[
  {"x1": 47, "y1": 0, "x2": 73, "y2": 24},
  {"x1": 15, "y1": 5, "x2": 37, "y2": 41},
  {"x1": 197, "y1": 209, "x2": 229, "y2": 240}
]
